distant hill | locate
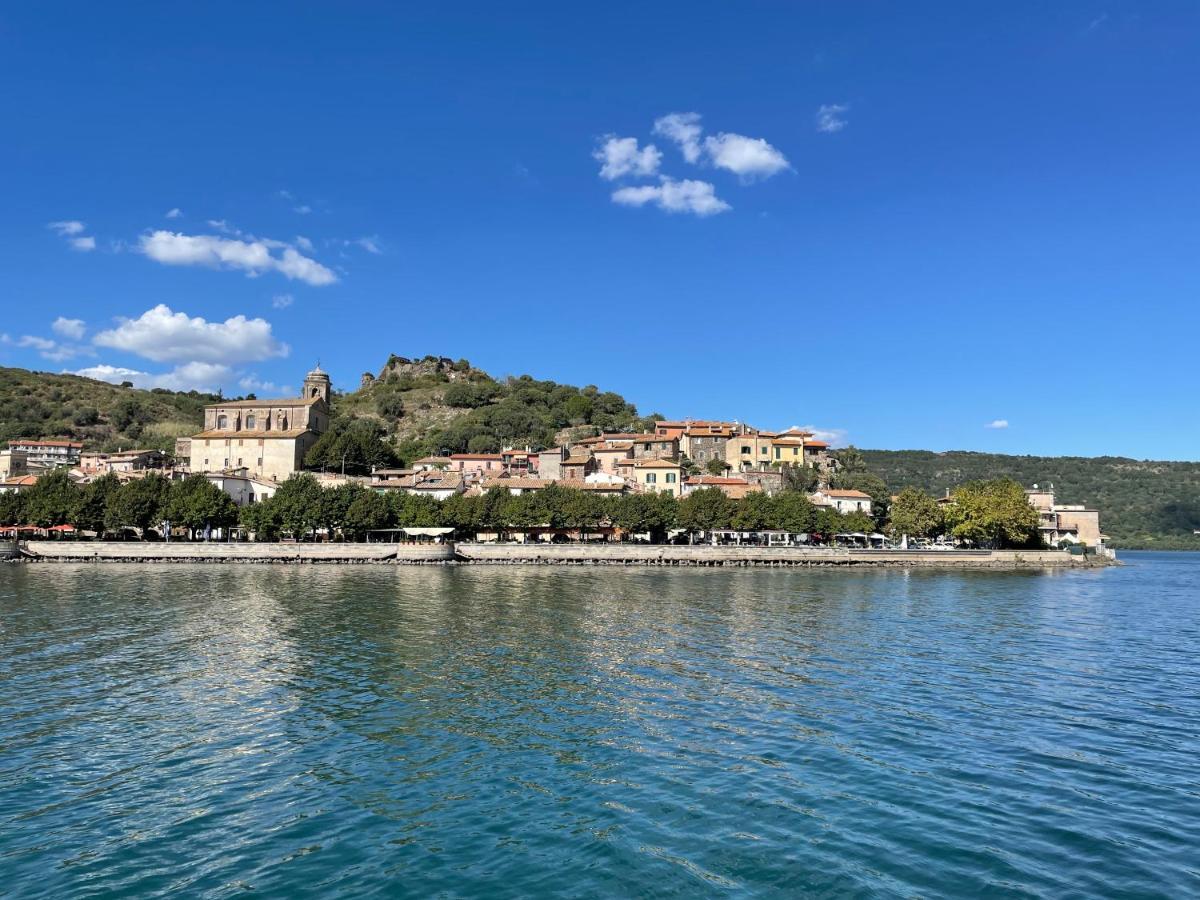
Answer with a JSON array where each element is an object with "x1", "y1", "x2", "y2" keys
[{"x1": 861, "y1": 449, "x2": 1200, "y2": 550}]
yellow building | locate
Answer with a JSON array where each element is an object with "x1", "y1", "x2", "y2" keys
[
  {"x1": 187, "y1": 366, "x2": 332, "y2": 482},
  {"x1": 631, "y1": 458, "x2": 683, "y2": 497}
]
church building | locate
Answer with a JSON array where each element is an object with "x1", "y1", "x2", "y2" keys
[{"x1": 186, "y1": 366, "x2": 332, "y2": 481}]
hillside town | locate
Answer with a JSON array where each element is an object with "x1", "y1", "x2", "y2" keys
[{"x1": 0, "y1": 365, "x2": 1105, "y2": 551}]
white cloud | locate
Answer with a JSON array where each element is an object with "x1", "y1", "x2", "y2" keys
[
  {"x1": 985, "y1": 419, "x2": 1009, "y2": 429},
  {"x1": 165, "y1": 207, "x2": 183, "y2": 219},
  {"x1": 52, "y1": 317, "x2": 86, "y2": 340},
  {"x1": 653, "y1": 112, "x2": 704, "y2": 163},
  {"x1": 71, "y1": 362, "x2": 232, "y2": 392},
  {"x1": 790, "y1": 424, "x2": 849, "y2": 446},
  {"x1": 70, "y1": 236, "x2": 96, "y2": 252},
  {"x1": 8, "y1": 333, "x2": 90, "y2": 362},
  {"x1": 294, "y1": 205, "x2": 312, "y2": 215},
  {"x1": 611, "y1": 177, "x2": 731, "y2": 217},
  {"x1": 272, "y1": 293, "x2": 294, "y2": 309},
  {"x1": 294, "y1": 235, "x2": 314, "y2": 252},
  {"x1": 703, "y1": 132, "x2": 790, "y2": 179},
  {"x1": 593, "y1": 136, "x2": 662, "y2": 180},
  {"x1": 48, "y1": 220, "x2": 86, "y2": 236},
  {"x1": 93, "y1": 304, "x2": 289, "y2": 364},
  {"x1": 816, "y1": 103, "x2": 849, "y2": 134},
  {"x1": 354, "y1": 236, "x2": 382, "y2": 254},
  {"x1": 238, "y1": 374, "x2": 294, "y2": 396},
  {"x1": 138, "y1": 230, "x2": 337, "y2": 286}
]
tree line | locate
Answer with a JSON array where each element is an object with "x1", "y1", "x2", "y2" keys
[{"x1": 1, "y1": 469, "x2": 1044, "y2": 548}]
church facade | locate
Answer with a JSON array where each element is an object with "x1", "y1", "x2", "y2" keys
[{"x1": 187, "y1": 367, "x2": 332, "y2": 482}]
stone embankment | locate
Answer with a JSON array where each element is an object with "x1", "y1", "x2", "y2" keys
[
  {"x1": 14, "y1": 540, "x2": 1115, "y2": 567},
  {"x1": 453, "y1": 544, "x2": 1112, "y2": 568},
  {"x1": 20, "y1": 541, "x2": 454, "y2": 564}
]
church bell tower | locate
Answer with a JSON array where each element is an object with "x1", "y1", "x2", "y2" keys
[{"x1": 302, "y1": 364, "x2": 331, "y2": 404}]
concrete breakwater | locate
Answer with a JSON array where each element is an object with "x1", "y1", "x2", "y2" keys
[{"x1": 17, "y1": 540, "x2": 1113, "y2": 567}]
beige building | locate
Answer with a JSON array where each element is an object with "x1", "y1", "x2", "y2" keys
[
  {"x1": 187, "y1": 366, "x2": 332, "y2": 482},
  {"x1": 0, "y1": 449, "x2": 29, "y2": 480},
  {"x1": 631, "y1": 458, "x2": 683, "y2": 497},
  {"x1": 1026, "y1": 484, "x2": 1104, "y2": 547}
]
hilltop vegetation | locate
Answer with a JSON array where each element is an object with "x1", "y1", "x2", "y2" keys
[
  {"x1": 861, "y1": 449, "x2": 1200, "y2": 550},
  {"x1": 0, "y1": 367, "x2": 214, "y2": 452}
]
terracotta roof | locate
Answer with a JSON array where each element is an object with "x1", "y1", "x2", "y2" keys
[
  {"x1": 0, "y1": 474, "x2": 39, "y2": 486},
  {"x1": 805, "y1": 440, "x2": 829, "y2": 448},
  {"x1": 192, "y1": 428, "x2": 313, "y2": 439},
  {"x1": 562, "y1": 454, "x2": 593, "y2": 465},
  {"x1": 481, "y1": 476, "x2": 547, "y2": 490},
  {"x1": 685, "y1": 476, "x2": 750, "y2": 485},
  {"x1": 206, "y1": 396, "x2": 323, "y2": 409},
  {"x1": 412, "y1": 456, "x2": 449, "y2": 465},
  {"x1": 633, "y1": 459, "x2": 681, "y2": 469},
  {"x1": 594, "y1": 442, "x2": 633, "y2": 452},
  {"x1": 8, "y1": 440, "x2": 83, "y2": 448},
  {"x1": 450, "y1": 453, "x2": 504, "y2": 461},
  {"x1": 410, "y1": 472, "x2": 464, "y2": 490},
  {"x1": 820, "y1": 489, "x2": 871, "y2": 499}
]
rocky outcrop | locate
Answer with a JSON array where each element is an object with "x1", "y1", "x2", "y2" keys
[{"x1": 375, "y1": 355, "x2": 480, "y2": 383}]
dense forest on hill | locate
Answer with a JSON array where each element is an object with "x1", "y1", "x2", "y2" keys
[{"x1": 861, "y1": 449, "x2": 1200, "y2": 550}]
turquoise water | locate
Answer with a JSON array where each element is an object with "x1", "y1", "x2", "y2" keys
[{"x1": 2, "y1": 554, "x2": 1198, "y2": 897}]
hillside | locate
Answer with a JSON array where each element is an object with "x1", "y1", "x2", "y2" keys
[
  {"x1": 0, "y1": 367, "x2": 215, "y2": 452},
  {"x1": 861, "y1": 449, "x2": 1200, "y2": 550}
]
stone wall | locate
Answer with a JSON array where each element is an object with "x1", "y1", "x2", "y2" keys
[
  {"x1": 455, "y1": 543, "x2": 1104, "y2": 568},
  {"x1": 24, "y1": 541, "x2": 454, "y2": 564}
]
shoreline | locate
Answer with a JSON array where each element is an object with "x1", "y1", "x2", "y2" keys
[{"x1": 7, "y1": 540, "x2": 1117, "y2": 568}]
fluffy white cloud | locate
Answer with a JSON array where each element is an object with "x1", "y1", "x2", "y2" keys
[
  {"x1": 653, "y1": 112, "x2": 704, "y2": 163},
  {"x1": 239, "y1": 374, "x2": 294, "y2": 396},
  {"x1": 593, "y1": 136, "x2": 661, "y2": 180},
  {"x1": 294, "y1": 235, "x2": 314, "y2": 252},
  {"x1": 52, "y1": 317, "x2": 86, "y2": 340},
  {"x1": 71, "y1": 362, "x2": 232, "y2": 392},
  {"x1": 790, "y1": 424, "x2": 849, "y2": 446},
  {"x1": 355, "y1": 236, "x2": 382, "y2": 254},
  {"x1": 93, "y1": 304, "x2": 289, "y2": 364},
  {"x1": 139, "y1": 230, "x2": 337, "y2": 286},
  {"x1": 703, "y1": 132, "x2": 790, "y2": 179},
  {"x1": 294, "y1": 204, "x2": 312, "y2": 214},
  {"x1": 48, "y1": 220, "x2": 86, "y2": 236},
  {"x1": 272, "y1": 293, "x2": 294, "y2": 309},
  {"x1": 165, "y1": 207, "x2": 183, "y2": 218},
  {"x1": 611, "y1": 177, "x2": 731, "y2": 217},
  {"x1": 816, "y1": 103, "x2": 849, "y2": 134},
  {"x1": 69, "y1": 236, "x2": 96, "y2": 251},
  {"x1": 6, "y1": 332, "x2": 90, "y2": 362},
  {"x1": 985, "y1": 419, "x2": 1010, "y2": 429}
]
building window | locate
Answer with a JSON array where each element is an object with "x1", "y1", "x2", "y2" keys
[
  {"x1": 646, "y1": 473, "x2": 657, "y2": 484},
  {"x1": 237, "y1": 458, "x2": 243, "y2": 466},
  {"x1": 217, "y1": 414, "x2": 229, "y2": 429},
  {"x1": 666, "y1": 472, "x2": 676, "y2": 483},
  {"x1": 224, "y1": 458, "x2": 229, "y2": 467},
  {"x1": 204, "y1": 458, "x2": 209, "y2": 467},
  {"x1": 741, "y1": 446, "x2": 751, "y2": 454},
  {"x1": 246, "y1": 414, "x2": 256, "y2": 429}
]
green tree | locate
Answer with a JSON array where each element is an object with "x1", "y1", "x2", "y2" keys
[
  {"x1": 731, "y1": 491, "x2": 775, "y2": 530},
  {"x1": 0, "y1": 490, "x2": 27, "y2": 526},
  {"x1": 677, "y1": 488, "x2": 734, "y2": 533},
  {"x1": 76, "y1": 473, "x2": 121, "y2": 535},
  {"x1": 888, "y1": 487, "x2": 943, "y2": 539},
  {"x1": 167, "y1": 475, "x2": 239, "y2": 537},
  {"x1": 343, "y1": 490, "x2": 393, "y2": 539},
  {"x1": 270, "y1": 473, "x2": 325, "y2": 539},
  {"x1": 774, "y1": 492, "x2": 818, "y2": 533},
  {"x1": 22, "y1": 470, "x2": 81, "y2": 528},
  {"x1": 833, "y1": 445, "x2": 867, "y2": 474},
  {"x1": 611, "y1": 492, "x2": 677, "y2": 542},
  {"x1": 105, "y1": 473, "x2": 172, "y2": 536},
  {"x1": 944, "y1": 478, "x2": 1041, "y2": 548},
  {"x1": 392, "y1": 492, "x2": 441, "y2": 527},
  {"x1": 239, "y1": 499, "x2": 281, "y2": 541},
  {"x1": 304, "y1": 417, "x2": 399, "y2": 476},
  {"x1": 704, "y1": 457, "x2": 730, "y2": 477},
  {"x1": 780, "y1": 464, "x2": 819, "y2": 493}
]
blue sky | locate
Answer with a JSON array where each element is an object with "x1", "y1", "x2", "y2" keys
[{"x1": 1, "y1": 2, "x2": 1197, "y2": 458}]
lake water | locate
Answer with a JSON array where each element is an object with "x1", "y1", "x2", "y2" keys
[{"x1": 2, "y1": 554, "x2": 1198, "y2": 897}]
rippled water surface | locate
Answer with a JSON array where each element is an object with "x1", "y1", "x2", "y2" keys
[{"x1": 2, "y1": 554, "x2": 1199, "y2": 897}]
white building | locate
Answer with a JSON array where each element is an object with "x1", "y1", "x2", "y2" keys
[{"x1": 810, "y1": 489, "x2": 873, "y2": 515}]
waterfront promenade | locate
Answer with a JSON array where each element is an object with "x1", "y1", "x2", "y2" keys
[{"x1": 12, "y1": 540, "x2": 1111, "y2": 567}]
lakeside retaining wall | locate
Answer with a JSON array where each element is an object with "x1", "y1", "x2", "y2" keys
[
  {"x1": 22, "y1": 541, "x2": 454, "y2": 564},
  {"x1": 17, "y1": 541, "x2": 1112, "y2": 568},
  {"x1": 455, "y1": 543, "x2": 1107, "y2": 568}
]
